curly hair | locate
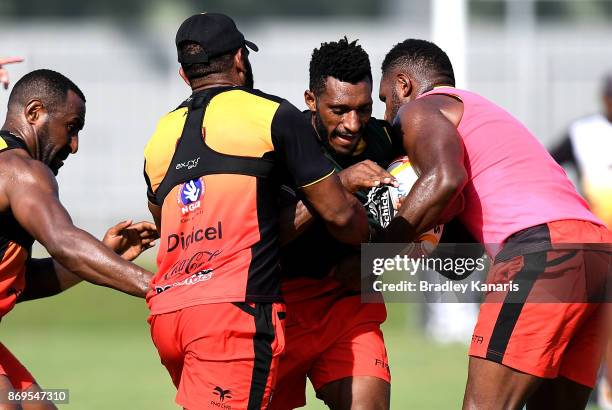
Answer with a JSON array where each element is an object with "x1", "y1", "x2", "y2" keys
[
  {"x1": 309, "y1": 36, "x2": 372, "y2": 95},
  {"x1": 382, "y1": 39, "x2": 455, "y2": 87}
]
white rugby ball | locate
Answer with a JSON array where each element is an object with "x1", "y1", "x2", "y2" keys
[{"x1": 386, "y1": 157, "x2": 444, "y2": 253}]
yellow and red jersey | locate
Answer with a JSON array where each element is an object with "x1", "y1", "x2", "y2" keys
[{"x1": 143, "y1": 87, "x2": 334, "y2": 315}]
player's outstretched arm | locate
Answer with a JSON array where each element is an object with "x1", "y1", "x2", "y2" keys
[
  {"x1": 383, "y1": 95, "x2": 467, "y2": 243},
  {"x1": 301, "y1": 173, "x2": 370, "y2": 246},
  {"x1": 18, "y1": 220, "x2": 158, "y2": 302},
  {"x1": 5, "y1": 157, "x2": 154, "y2": 298}
]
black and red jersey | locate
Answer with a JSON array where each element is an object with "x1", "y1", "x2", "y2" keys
[{"x1": 143, "y1": 87, "x2": 334, "y2": 314}]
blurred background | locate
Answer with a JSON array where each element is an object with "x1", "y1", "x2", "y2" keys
[{"x1": 1, "y1": 0, "x2": 611, "y2": 408}]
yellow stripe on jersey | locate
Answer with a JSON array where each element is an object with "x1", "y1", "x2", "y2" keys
[
  {"x1": 382, "y1": 126, "x2": 392, "y2": 145},
  {"x1": 203, "y1": 90, "x2": 279, "y2": 157},
  {"x1": 0, "y1": 138, "x2": 7, "y2": 150},
  {"x1": 144, "y1": 107, "x2": 188, "y2": 193},
  {"x1": 300, "y1": 169, "x2": 335, "y2": 188}
]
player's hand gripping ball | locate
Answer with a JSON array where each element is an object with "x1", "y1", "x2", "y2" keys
[{"x1": 366, "y1": 156, "x2": 444, "y2": 254}]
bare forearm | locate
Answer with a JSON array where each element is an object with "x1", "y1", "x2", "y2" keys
[
  {"x1": 53, "y1": 260, "x2": 82, "y2": 291},
  {"x1": 386, "y1": 171, "x2": 464, "y2": 243},
  {"x1": 279, "y1": 200, "x2": 317, "y2": 246},
  {"x1": 323, "y1": 192, "x2": 370, "y2": 246},
  {"x1": 301, "y1": 174, "x2": 370, "y2": 246},
  {"x1": 47, "y1": 227, "x2": 152, "y2": 297}
]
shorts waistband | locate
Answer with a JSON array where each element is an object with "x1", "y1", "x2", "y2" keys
[{"x1": 495, "y1": 223, "x2": 552, "y2": 263}]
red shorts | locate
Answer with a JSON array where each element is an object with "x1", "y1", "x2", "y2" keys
[
  {"x1": 270, "y1": 286, "x2": 390, "y2": 410},
  {"x1": 470, "y1": 220, "x2": 612, "y2": 387},
  {"x1": 149, "y1": 302, "x2": 285, "y2": 410},
  {"x1": 0, "y1": 343, "x2": 35, "y2": 390}
]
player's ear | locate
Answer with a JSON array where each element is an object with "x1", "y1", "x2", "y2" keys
[
  {"x1": 234, "y1": 48, "x2": 247, "y2": 74},
  {"x1": 304, "y1": 90, "x2": 317, "y2": 112},
  {"x1": 396, "y1": 73, "x2": 412, "y2": 99},
  {"x1": 178, "y1": 67, "x2": 191, "y2": 87},
  {"x1": 24, "y1": 99, "x2": 45, "y2": 125}
]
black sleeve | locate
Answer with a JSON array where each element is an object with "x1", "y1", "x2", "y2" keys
[
  {"x1": 271, "y1": 100, "x2": 335, "y2": 188},
  {"x1": 143, "y1": 160, "x2": 157, "y2": 205},
  {"x1": 18, "y1": 258, "x2": 61, "y2": 302},
  {"x1": 550, "y1": 133, "x2": 576, "y2": 166}
]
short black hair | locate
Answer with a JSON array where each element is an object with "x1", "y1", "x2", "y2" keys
[
  {"x1": 309, "y1": 36, "x2": 372, "y2": 95},
  {"x1": 382, "y1": 39, "x2": 455, "y2": 87},
  {"x1": 179, "y1": 41, "x2": 238, "y2": 83},
  {"x1": 8, "y1": 69, "x2": 85, "y2": 113}
]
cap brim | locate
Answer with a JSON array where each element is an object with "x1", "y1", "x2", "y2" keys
[{"x1": 245, "y1": 40, "x2": 259, "y2": 52}]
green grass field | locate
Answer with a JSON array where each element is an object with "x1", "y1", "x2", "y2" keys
[{"x1": 0, "y1": 260, "x2": 601, "y2": 409}]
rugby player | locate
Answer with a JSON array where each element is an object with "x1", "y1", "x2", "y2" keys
[
  {"x1": 0, "y1": 69, "x2": 157, "y2": 409},
  {"x1": 272, "y1": 38, "x2": 400, "y2": 410},
  {"x1": 143, "y1": 14, "x2": 369, "y2": 410},
  {"x1": 378, "y1": 38, "x2": 611, "y2": 409}
]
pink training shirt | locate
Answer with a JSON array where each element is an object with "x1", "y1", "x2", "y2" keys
[{"x1": 419, "y1": 87, "x2": 601, "y2": 255}]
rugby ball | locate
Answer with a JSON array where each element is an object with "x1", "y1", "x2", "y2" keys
[{"x1": 366, "y1": 156, "x2": 444, "y2": 253}]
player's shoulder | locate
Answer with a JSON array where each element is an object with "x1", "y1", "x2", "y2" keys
[
  {"x1": 400, "y1": 95, "x2": 461, "y2": 127},
  {"x1": 0, "y1": 147, "x2": 35, "y2": 170},
  {"x1": 0, "y1": 150, "x2": 56, "y2": 190},
  {"x1": 208, "y1": 87, "x2": 287, "y2": 111},
  {"x1": 234, "y1": 87, "x2": 285, "y2": 105},
  {"x1": 209, "y1": 88, "x2": 293, "y2": 128},
  {"x1": 415, "y1": 92, "x2": 460, "y2": 110},
  {"x1": 144, "y1": 105, "x2": 188, "y2": 160}
]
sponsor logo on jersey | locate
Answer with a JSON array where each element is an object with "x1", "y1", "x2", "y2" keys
[
  {"x1": 213, "y1": 387, "x2": 232, "y2": 402},
  {"x1": 163, "y1": 249, "x2": 222, "y2": 281},
  {"x1": 175, "y1": 157, "x2": 200, "y2": 170},
  {"x1": 177, "y1": 178, "x2": 204, "y2": 215},
  {"x1": 154, "y1": 269, "x2": 214, "y2": 294},
  {"x1": 210, "y1": 385, "x2": 233, "y2": 408},
  {"x1": 167, "y1": 222, "x2": 223, "y2": 252}
]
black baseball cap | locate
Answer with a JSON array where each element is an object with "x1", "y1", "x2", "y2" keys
[{"x1": 176, "y1": 13, "x2": 259, "y2": 64}]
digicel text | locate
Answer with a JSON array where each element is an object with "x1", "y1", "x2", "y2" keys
[{"x1": 167, "y1": 222, "x2": 223, "y2": 252}]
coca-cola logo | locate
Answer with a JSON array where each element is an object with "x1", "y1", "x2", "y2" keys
[{"x1": 163, "y1": 249, "x2": 222, "y2": 281}]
